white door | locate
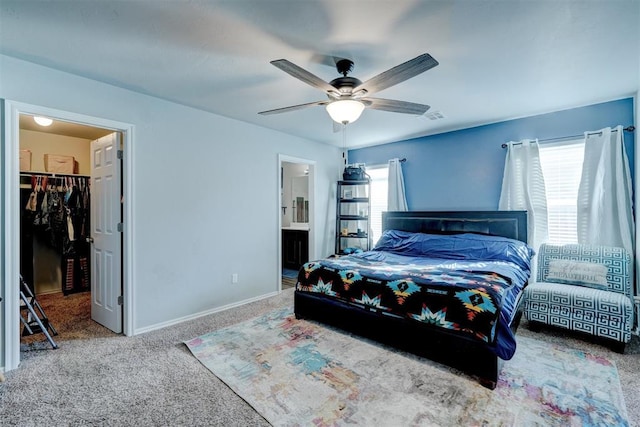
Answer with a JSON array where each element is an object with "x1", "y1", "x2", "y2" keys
[{"x1": 90, "y1": 132, "x2": 122, "y2": 333}]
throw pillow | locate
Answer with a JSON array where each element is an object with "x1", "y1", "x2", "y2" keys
[{"x1": 546, "y1": 259, "x2": 609, "y2": 289}]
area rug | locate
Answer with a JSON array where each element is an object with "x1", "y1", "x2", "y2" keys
[{"x1": 185, "y1": 307, "x2": 629, "y2": 427}]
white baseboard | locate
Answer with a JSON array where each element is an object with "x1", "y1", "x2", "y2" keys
[{"x1": 133, "y1": 290, "x2": 281, "y2": 335}]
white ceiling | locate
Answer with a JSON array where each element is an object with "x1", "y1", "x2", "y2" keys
[{"x1": 1, "y1": 0, "x2": 638, "y2": 148}]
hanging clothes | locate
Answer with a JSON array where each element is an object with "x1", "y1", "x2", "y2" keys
[
  {"x1": 20, "y1": 178, "x2": 36, "y2": 291},
  {"x1": 60, "y1": 176, "x2": 91, "y2": 294},
  {"x1": 22, "y1": 173, "x2": 91, "y2": 295}
]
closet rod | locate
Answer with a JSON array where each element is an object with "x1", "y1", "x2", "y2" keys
[
  {"x1": 501, "y1": 125, "x2": 635, "y2": 149},
  {"x1": 20, "y1": 172, "x2": 90, "y2": 178}
]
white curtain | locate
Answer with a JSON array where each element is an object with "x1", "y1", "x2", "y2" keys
[
  {"x1": 499, "y1": 139, "x2": 549, "y2": 254},
  {"x1": 388, "y1": 158, "x2": 408, "y2": 211},
  {"x1": 577, "y1": 125, "x2": 634, "y2": 255}
]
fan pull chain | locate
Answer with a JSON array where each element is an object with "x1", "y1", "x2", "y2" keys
[{"x1": 342, "y1": 122, "x2": 347, "y2": 167}]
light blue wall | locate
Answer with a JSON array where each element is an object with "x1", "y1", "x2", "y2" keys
[
  {"x1": 0, "y1": 54, "x2": 342, "y2": 341},
  {"x1": 349, "y1": 98, "x2": 635, "y2": 210}
]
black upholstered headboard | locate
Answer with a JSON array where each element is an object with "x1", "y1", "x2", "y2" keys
[{"x1": 382, "y1": 211, "x2": 528, "y2": 243}]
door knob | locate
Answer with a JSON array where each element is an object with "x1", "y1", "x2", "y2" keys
[{"x1": 86, "y1": 237, "x2": 94, "y2": 243}]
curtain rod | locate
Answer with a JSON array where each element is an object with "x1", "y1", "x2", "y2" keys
[
  {"x1": 358, "y1": 158, "x2": 406, "y2": 168},
  {"x1": 501, "y1": 125, "x2": 635, "y2": 149}
]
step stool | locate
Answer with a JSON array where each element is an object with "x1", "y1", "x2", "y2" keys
[{"x1": 20, "y1": 276, "x2": 58, "y2": 349}]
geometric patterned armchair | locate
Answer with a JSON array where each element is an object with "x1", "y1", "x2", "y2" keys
[{"x1": 523, "y1": 243, "x2": 634, "y2": 353}]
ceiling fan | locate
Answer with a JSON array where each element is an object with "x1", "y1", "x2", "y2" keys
[{"x1": 258, "y1": 53, "x2": 438, "y2": 125}]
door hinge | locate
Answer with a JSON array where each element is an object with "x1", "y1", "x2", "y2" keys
[
  {"x1": 117, "y1": 223, "x2": 123, "y2": 232},
  {"x1": 117, "y1": 295, "x2": 123, "y2": 305},
  {"x1": 117, "y1": 150, "x2": 123, "y2": 159}
]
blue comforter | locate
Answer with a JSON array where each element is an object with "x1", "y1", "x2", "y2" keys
[{"x1": 297, "y1": 231, "x2": 534, "y2": 359}]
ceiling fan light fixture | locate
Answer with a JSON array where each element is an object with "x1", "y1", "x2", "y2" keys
[
  {"x1": 326, "y1": 100, "x2": 365, "y2": 124},
  {"x1": 33, "y1": 116, "x2": 53, "y2": 127}
]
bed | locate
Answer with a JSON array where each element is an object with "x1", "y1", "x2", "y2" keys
[{"x1": 294, "y1": 211, "x2": 533, "y2": 389}]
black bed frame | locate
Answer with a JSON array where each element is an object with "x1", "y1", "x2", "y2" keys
[{"x1": 294, "y1": 210, "x2": 529, "y2": 389}]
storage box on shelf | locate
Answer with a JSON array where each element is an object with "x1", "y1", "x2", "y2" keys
[
  {"x1": 19, "y1": 149, "x2": 32, "y2": 171},
  {"x1": 44, "y1": 154, "x2": 75, "y2": 174}
]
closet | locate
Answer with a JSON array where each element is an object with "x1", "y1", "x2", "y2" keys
[
  {"x1": 18, "y1": 115, "x2": 111, "y2": 298},
  {"x1": 10, "y1": 112, "x2": 125, "y2": 364},
  {"x1": 20, "y1": 173, "x2": 91, "y2": 295}
]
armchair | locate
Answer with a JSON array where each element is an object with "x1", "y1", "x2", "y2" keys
[{"x1": 523, "y1": 243, "x2": 634, "y2": 353}]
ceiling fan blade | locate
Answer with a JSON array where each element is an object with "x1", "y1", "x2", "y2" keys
[
  {"x1": 258, "y1": 100, "x2": 328, "y2": 116},
  {"x1": 362, "y1": 98, "x2": 431, "y2": 115},
  {"x1": 271, "y1": 59, "x2": 340, "y2": 96},
  {"x1": 353, "y1": 53, "x2": 438, "y2": 95}
]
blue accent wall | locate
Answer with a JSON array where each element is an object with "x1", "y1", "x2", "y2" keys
[{"x1": 349, "y1": 98, "x2": 635, "y2": 210}]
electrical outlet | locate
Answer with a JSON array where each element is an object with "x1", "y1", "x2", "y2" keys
[{"x1": 232, "y1": 273, "x2": 238, "y2": 284}]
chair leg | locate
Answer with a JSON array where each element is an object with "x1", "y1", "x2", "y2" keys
[
  {"x1": 610, "y1": 340, "x2": 626, "y2": 354},
  {"x1": 527, "y1": 320, "x2": 543, "y2": 332}
]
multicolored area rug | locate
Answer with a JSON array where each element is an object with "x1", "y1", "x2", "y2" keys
[{"x1": 185, "y1": 307, "x2": 629, "y2": 426}]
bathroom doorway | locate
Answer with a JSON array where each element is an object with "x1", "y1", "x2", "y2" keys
[{"x1": 278, "y1": 155, "x2": 315, "y2": 290}]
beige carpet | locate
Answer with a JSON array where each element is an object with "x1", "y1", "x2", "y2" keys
[
  {"x1": 6, "y1": 289, "x2": 640, "y2": 426},
  {"x1": 20, "y1": 291, "x2": 115, "y2": 347}
]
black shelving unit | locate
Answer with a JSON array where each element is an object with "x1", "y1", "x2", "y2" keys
[{"x1": 335, "y1": 180, "x2": 371, "y2": 255}]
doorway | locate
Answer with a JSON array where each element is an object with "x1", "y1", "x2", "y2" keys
[
  {"x1": 3, "y1": 101, "x2": 134, "y2": 372},
  {"x1": 278, "y1": 155, "x2": 315, "y2": 291},
  {"x1": 19, "y1": 114, "x2": 112, "y2": 292}
]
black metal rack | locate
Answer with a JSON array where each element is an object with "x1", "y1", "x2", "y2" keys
[{"x1": 335, "y1": 180, "x2": 371, "y2": 255}]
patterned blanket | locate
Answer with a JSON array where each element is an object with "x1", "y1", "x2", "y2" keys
[{"x1": 297, "y1": 255, "x2": 521, "y2": 345}]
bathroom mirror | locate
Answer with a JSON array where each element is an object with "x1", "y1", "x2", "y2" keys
[{"x1": 291, "y1": 175, "x2": 309, "y2": 223}]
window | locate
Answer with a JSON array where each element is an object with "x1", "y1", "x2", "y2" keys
[
  {"x1": 538, "y1": 138, "x2": 585, "y2": 245},
  {"x1": 367, "y1": 165, "x2": 388, "y2": 247}
]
